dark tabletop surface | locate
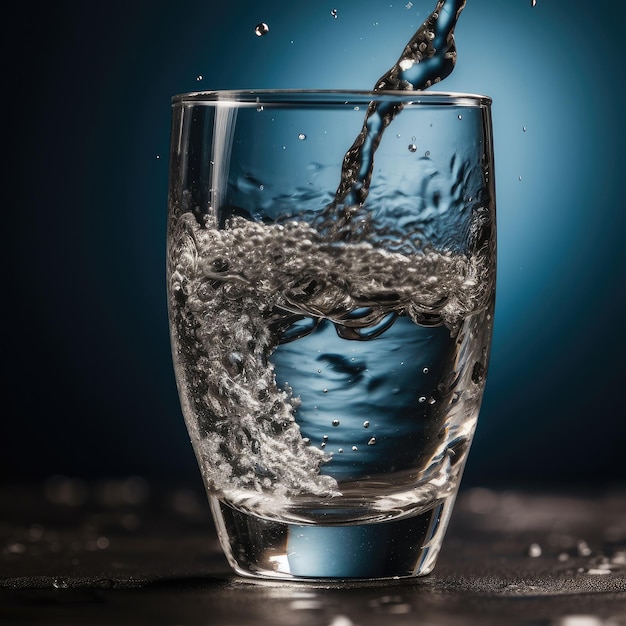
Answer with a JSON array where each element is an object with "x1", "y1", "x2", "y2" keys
[{"x1": 1, "y1": 479, "x2": 625, "y2": 625}]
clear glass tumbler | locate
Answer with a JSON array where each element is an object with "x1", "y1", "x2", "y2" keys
[{"x1": 167, "y1": 90, "x2": 496, "y2": 580}]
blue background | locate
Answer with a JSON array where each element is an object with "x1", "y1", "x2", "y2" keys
[{"x1": 5, "y1": 0, "x2": 625, "y2": 489}]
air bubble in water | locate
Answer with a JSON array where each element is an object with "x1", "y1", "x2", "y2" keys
[
  {"x1": 422, "y1": 367, "x2": 429, "y2": 374},
  {"x1": 368, "y1": 437, "x2": 377, "y2": 445},
  {"x1": 531, "y1": 0, "x2": 537, "y2": 6},
  {"x1": 196, "y1": 75, "x2": 203, "y2": 82},
  {"x1": 408, "y1": 144, "x2": 417, "y2": 153},
  {"x1": 523, "y1": 126, "x2": 527, "y2": 132},
  {"x1": 332, "y1": 419, "x2": 340, "y2": 427},
  {"x1": 352, "y1": 446, "x2": 358, "y2": 451},
  {"x1": 330, "y1": 8, "x2": 338, "y2": 18},
  {"x1": 363, "y1": 421, "x2": 370, "y2": 428},
  {"x1": 405, "y1": 1, "x2": 413, "y2": 8},
  {"x1": 298, "y1": 133, "x2": 306, "y2": 141},
  {"x1": 418, "y1": 396, "x2": 426, "y2": 403},
  {"x1": 254, "y1": 22, "x2": 270, "y2": 37}
]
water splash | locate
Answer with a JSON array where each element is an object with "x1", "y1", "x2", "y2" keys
[{"x1": 317, "y1": 0, "x2": 466, "y2": 237}]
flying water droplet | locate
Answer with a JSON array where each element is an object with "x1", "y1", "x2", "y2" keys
[{"x1": 254, "y1": 22, "x2": 270, "y2": 37}]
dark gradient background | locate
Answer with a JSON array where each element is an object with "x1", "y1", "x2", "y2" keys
[{"x1": 4, "y1": 0, "x2": 625, "y2": 490}]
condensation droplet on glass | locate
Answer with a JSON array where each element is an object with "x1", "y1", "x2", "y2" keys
[
  {"x1": 298, "y1": 133, "x2": 306, "y2": 141},
  {"x1": 254, "y1": 22, "x2": 270, "y2": 37},
  {"x1": 332, "y1": 419, "x2": 340, "y2": 427},
  {"x1": 330, "y1": 8, "x2": 338, "y2": 18},
  {"x1": 368, "y1": 437, "x2": 377, "y2": 446},
  {"x1": 363, "y1": 421, "x2": 370, "y2": 428},
  {"x1": 408, "y1": 144, "x2": 417, "y2": 153}
]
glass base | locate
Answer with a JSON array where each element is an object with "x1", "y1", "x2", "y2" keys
[{"x1": 209, "y1": 496, "x2": 456, "y2": 581}]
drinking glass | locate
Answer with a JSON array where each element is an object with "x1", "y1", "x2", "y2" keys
[{"x1": 167, "y1": 90, "x2": 496, "y2": 580}]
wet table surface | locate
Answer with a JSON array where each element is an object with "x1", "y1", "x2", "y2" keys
[{"x1": 1, "y1": 480, "x2": 625, "y2": 625}]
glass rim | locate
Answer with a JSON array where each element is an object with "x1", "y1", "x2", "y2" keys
[{"x1": 171, "y1": 89, "x2": 492, "y2": 108}]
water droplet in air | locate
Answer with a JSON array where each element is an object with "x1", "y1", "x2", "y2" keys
[
  {"x1": 527, "y1": 543, "x2": 542, "y2": 557},
  {"x1": 254, "y1": 22, "x2": 270, "y2": 37},
  {"x1": 330, "y1": 8, "x2": 338, "y2": 18},
  {"x1": 332, "y1": 419, "x2": 340, "y2": 427},
  {"x1": 577, "y1": 540, "x2": 592, "y2": 557},
  {"x1": 298, "y1": 133, "x2": 306, "y2": 141},
  {"x1": 96, "y1": 536, "x2": 110, "y2": 550},
  {"x1": 368, "y1": 437, "x2": 377, "y2": 445},
  {"x1": 363, "y1": 421, "x2": 370, "y2": 428},
  {"x1": 408, "y1": 144, "x2": 417, "y2": 153}
]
